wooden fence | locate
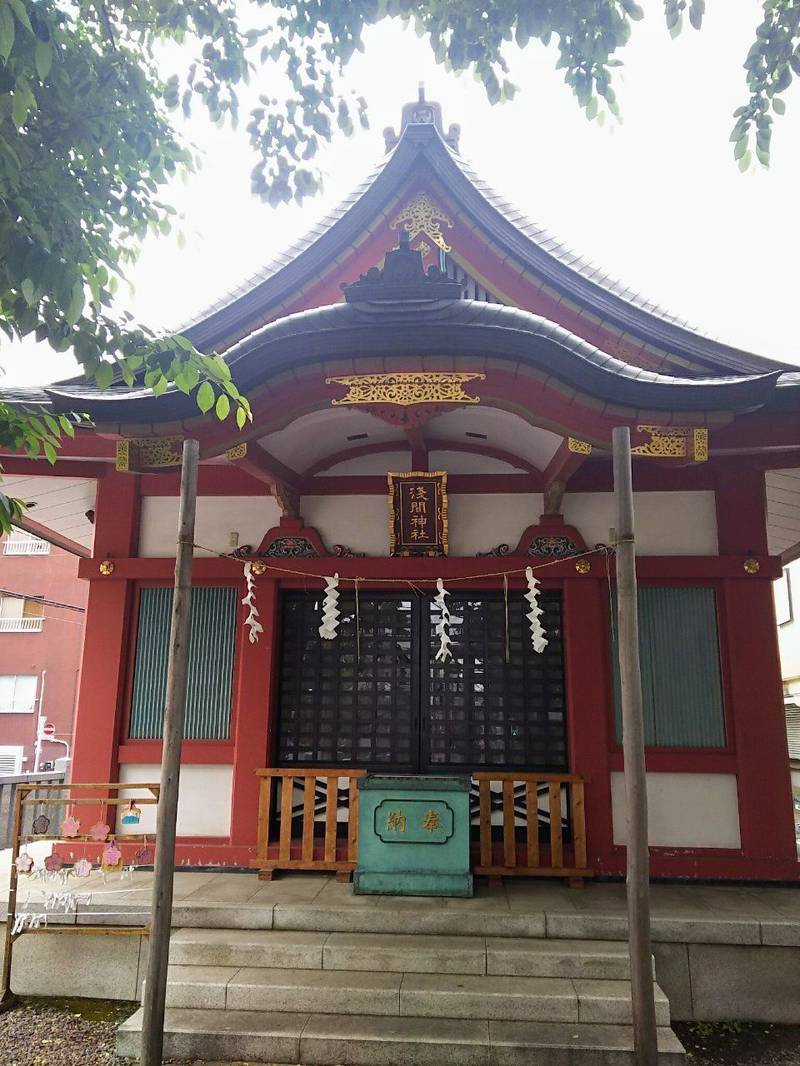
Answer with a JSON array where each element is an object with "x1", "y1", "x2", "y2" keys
[
  {"x1": 252, "y1": 768, "x2": 591, "y2": 882},
  {"x1": 0, "y1": 772, "x2": 65, "y2": 850}
]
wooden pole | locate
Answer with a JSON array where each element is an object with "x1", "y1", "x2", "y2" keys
[
  {"x1": 140, "y1": 438, "x2": 199, "y2": 1066},
  {"x1": 612, "y1": 426, "x2": 658, "y2": 1066}
]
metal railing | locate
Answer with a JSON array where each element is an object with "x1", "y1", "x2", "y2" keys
[
  {"x1": 3, "y1": 537, "x2": 50, "y2": 556},
  {"x1": 0, "y1": 617, "x2": 43, "y2": 633}
]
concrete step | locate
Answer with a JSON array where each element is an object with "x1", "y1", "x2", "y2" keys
[
  {"x1": 163, "y1": 964, "x2": 670, "y2": 1025},
  {"x1": 486, "y1": 937, "x2": 632, "y2": 979},
  {"x1": 169, "y1": 928, "x2": 638, "y2": 980},
  {"x1": 118, "y1": 1006, "x2": 686, "y2": 1064}
]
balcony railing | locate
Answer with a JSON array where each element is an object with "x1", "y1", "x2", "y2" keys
[
  {"x1": 0, "y1": 617, "x2": 43, "y2": 632},
  {"x1": 3, "y1": 536, "x2": 50, "y2": 555}
]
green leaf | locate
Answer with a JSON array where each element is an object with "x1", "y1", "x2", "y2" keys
[
  {"x1": 236, "y1": 405, "x2": 247, "y2": 430},
  {"x1": 65, "y1": 281, "x2": 84, "y2": 326},
  {"x1": 58, "y1": 415, "x2": 75, "y2": 438},
  {"x1": 196, "y1": 381, "x2": 215, "y2": 413},
  {"x1": 215, "y1": 393, "x2": 231, "y2": 421},
  {"x1": 34, "y1": 39, "x2": 52, "y2": 80},
  {"x1": 151, "y1": 374, "x2": 168, "y2": 397},
  {"x1": 95, "y1": 362, "x2": 114, "y2": 390},
  {"x1": 43, "y1": 440, "x2": 58, "y2": 465},
  {"x1": 773, "y1": 97, "x2": 786, "y2": 115},
  {"x1": 0, "y1": 3, "x2": 15, "y2": 63},
  {"x1": 12, "y1": 88, "x2": 29, "y2": 128},
  {"x1": 21, "y1": 278, "x2": 35, "y2": 306}
]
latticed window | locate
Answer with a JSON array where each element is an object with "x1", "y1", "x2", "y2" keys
[{"x1": 277, "y1": 590, "x2": 567, "y2": 773}]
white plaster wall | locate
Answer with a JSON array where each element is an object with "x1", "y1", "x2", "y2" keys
[
  {"x1": 139, "y1": 495, "x2": 282, "y2": 557},
  {"x1": 323, "y1": 451, "x2": 410, "y2": 475},
  {"x1": 301, "y1": 494, "x2": 544, "y2": 556},
  {"x1": 117, "y1": 764, "x2": 233, "y2": 837},
  {"x1": 563, "y1": 491, "x2": 718, "y2": 555},
  {"x1": 610, "y1": 772, "x2": 741, "y2": 848},
  {"x1": 428, "y1": 451, "x2": 523, "y2": 474},
  {"x1": 448, "y1": 494, "x2": 543, "y2": 555}
]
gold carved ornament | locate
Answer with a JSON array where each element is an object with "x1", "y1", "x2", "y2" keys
[
  {"x1": 225, "y1": 443, "x2": 248, "y2": 461},
  {"x1": 115, "y1": 436, "x2": 183, "y2": 472},
  {"x1": 390, "y1": 193, "x2": 454, "y2": 253},
  {"x1": 567, "y1": 438, "x2": 593, "y2": 456},
  {"x1": 631, "y1": 426, "x2": 709, "y2": 463},
  {"x1": 327, "y1": 372, "x2": 484, "y2": 407}
]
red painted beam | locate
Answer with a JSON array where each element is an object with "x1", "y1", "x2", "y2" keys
[{"x1": 542, "y1": 439, "x2": 588, "y2": 513}]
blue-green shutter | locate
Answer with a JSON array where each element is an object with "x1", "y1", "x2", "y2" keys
[
  {"x1": 129, "y1": 586, "x2": 237, "y2": 739},
  {"x1": 612, "y1": 587, "x2": 726, "y2": 748}
]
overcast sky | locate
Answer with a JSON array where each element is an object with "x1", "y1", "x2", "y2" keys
[{"x1": 3, "y1": 2, "x2": 800, "y2": 386}]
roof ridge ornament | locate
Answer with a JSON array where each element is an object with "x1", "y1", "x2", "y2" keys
[
  {"x1": 341, "y1": 229, "x2": 463, "y2": 304},
  {"x1": 383, "y1": 84, "x2": 461, "y2": 152}
]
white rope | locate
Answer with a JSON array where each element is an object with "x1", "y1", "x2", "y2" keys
[
  {"x1": 524, "y1": 566, "x2": 548, "y2": 654},
  {"x1": 433, "y1": 578, "x2": 453, "y2": 663},
  {"x1": 241, "y1": 562, "x2": 264, "y2": 644},
  {"x1": 318, "y1": 573, "x2": 341, "y2": 640}
]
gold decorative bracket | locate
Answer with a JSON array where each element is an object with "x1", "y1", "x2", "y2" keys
[
  {"x1": 568, "y1": 438, "x2": 593, "y2": 456},
  {"x1": 390, "y1": 193, "x2": 454, "y2": 253},
  {"x1": 631, "y1": 426, "x2": 708, "y2": 463},
  {"x1": 327, "y1": 371, "x2": 484, "y2": 407},
  {"x1": 115, "y1": 437, "x2": 183, "y2": 473}
]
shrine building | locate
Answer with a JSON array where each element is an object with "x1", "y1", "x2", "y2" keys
[{"x1": 4, "y1": 93, "x2": 800, "y2": 882}]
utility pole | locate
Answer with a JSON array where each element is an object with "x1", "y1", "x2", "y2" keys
[
  {"x1": 612, "y1": 426, "x2": 658, "y2": 1066},
  {"x1": 140, "y1": 438, "x2": 199, "y2": 1066}
]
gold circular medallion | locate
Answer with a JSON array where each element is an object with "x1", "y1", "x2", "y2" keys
[
  {"x1": 250, "y1": 560, "x2": 268, "y2": 576},
  {"x1": 743, "y1": 558, "x2": 760, "y2": 575},
  {"x1": 99, "y1": 559, "x2": 115, "y2": 576},
  {"x1": 574, "y1": 558, "x2": 591, "y2": 574}
]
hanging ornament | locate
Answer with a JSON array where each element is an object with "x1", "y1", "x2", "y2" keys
[
  {"x1": 44, "y1": 852, "x2": 63, "y2": 874},
  {"x1": 15, "y1": 853, "x2": 34, "y2": 876},
  {"x1": 32, "y1": 814, "x2": 50, "y2": 835},
  {"x1": 89, "y1": 821, "x2": 110, "y2": 842},
  {"x1": 120, "y1": 801, "x2": 141, "y2": 827},
  {"x1": 73, "y1": 858, "x2": 93, "y2": 878},
  {"x1": 524, "y1": 567, "x2": 548, "y2": 654},
  {"x1": 433, "y1": 578, "x2": 453, "y2": 663},
  {"x1": 318, "y1": 574, "x2": 341, "y2": 640},
  {"x1": 60, "y1": 815, "x2": 81, "y2": 838},
  {"x1": 101, "y1": 842, "x2": 123, "y2": 874},
  {"x1": 241, "y1": 562, "x2": 264, "y2": 644},
  {"x1": 135, "y1": 843, "x2": 154, "y2": 866}
]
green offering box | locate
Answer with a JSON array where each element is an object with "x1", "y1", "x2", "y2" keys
[{"x1": 354, "y1": 774, "x2": 474, "y2": 897}]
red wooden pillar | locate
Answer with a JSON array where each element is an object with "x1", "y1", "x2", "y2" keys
[
  {"x1": 715, "y1": 463, "x2": 796, "y2": 872},
  {"x1": 229, "y1": 577, "x2": 280, "y2": 847},
  {"x1": 563, "y1": 575, "x2": 615, "y2": 870},
  {"x1": 69, "y1": 471, "x2": 140, "y2": 786}
]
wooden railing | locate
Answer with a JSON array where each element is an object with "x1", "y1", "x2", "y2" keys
[
  {"x1": 252, "y1": 768, "x2": 591, "y2": 882},
  {"x1": 472, "y1": 772, "x2": 589, "y2": 879},
  {"x1": 0, "y1": 772, "x2": 65, "y2": 849},
  {"x1": 252, "y1": 768, "x2": 367, "y2": 881}
]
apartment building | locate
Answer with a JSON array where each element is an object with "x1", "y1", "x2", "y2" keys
[{"x1": 0, "y1": 531, "x2": 87, "y2": 774}]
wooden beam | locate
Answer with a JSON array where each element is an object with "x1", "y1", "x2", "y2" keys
[
  {"x1": 11, "y1": 517, "x2": 91, "y2": 559},
  {"x1": 542, "y1": 439, "x2": 590, "y2": 514},
  {"x1": 403, "y1": 425, "x2": 428, "y2": 471},
  {"x1": 233, "y1": 442, "x2": 301, "y2": 516}
]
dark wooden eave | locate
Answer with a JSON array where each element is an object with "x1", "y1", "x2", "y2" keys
[
  {"x1": 182, "y1": 123, "x2": 787, "y2": 378},
  {"x1": 24, "y1": 299, "x2": 794, "y2": 424}
]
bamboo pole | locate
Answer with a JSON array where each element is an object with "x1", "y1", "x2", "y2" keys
[
  {"x1": 612, "y1": 426, "x2": 658, "y2": 1066},
  {"x1": 140, "y1": 439, "x2": 199, "y2": 1066}
]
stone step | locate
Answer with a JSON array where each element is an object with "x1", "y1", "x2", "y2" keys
[
  {"x1": 169, "y1": 928, "x2": 637, "y2": 980},
  {"x1": 117, "y1": 1007, "x2": 686, "y2": 1064},
  {"x1": 163, "y1": 965, "x2": 670, "y2": 1025}
]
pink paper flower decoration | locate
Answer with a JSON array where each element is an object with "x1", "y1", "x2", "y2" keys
[
  {"x1": 44, "y1": 852, "x2": 63, "y2": 873},
  {"x1": 101, "y1": 843, "x2": 123, "y2": 872},
  {"x1": 61, "y1": 816, "x2": 81, "y2": 838},
  {"x1": 89, "y1": 821, "x2": 110, "y2": 842},
  {"x1": 15, "y1": 854, "x2": 33, "y2": 875},
  {"x1": 73, "y1": 858, "x2": 93, "y2": 878}
]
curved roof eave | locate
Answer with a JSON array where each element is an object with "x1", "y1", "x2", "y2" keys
[
  {"x1": 40, "y1": 299, "x2": 792, "y2": 424},
  {"x1": 181, "y1": 122, "x2": 785, "y2": 377}
]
